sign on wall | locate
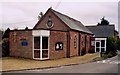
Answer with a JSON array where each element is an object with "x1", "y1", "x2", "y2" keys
[
  {"x1": 55, "y1": 42, "x2": 63, "y2": 50},
  {"x1": 91, "y1": 41, "x2": 95, "y2": 46},
  {"x1": 20, "y1": 39, "x2": 28, "y2": 46}
]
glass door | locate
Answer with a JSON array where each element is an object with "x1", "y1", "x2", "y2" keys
[
  {"x1": 95, "y1": 40, "x2": 106, "y2": 53},
  {"x1": 33, "y1": 36, "x2": 41, "y2": 59},
  {"x1": 42, "y1": 36, "x2": 49, "y2": 59},
  {"x1": 33, "y1": 36, "x2": 49, "y2": 60},
  {"x1": 95, "y1": 41, "x2": 101, "y2": 52}
]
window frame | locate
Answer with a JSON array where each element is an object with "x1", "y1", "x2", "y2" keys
[{"x1": 74, "y1": 34, "x2": 77, "y2": 48}]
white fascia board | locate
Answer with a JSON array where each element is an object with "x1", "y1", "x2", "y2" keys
[
  {"x1": 32, "y1": 30, "x2": 50, "y2": 36},
  {"x1": 95, "y1": 38, "x2": 107, "y2": 40}
]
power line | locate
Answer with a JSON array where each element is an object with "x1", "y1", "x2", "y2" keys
[{"x1": 55, "y1": 0, "x2": 62, "y2": 9}]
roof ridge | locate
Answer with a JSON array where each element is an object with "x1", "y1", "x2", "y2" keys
[
  {"x1": 49, "y1": 8, "x2": 93, "y2": 34},
  {"x1": 86, "y1": 24, "x2": 115, "y2": 27},
  {"x1": 51, "y1": 9, "x2": 83, "y2": 24}
]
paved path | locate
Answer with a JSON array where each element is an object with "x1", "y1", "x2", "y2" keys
[
  {"x1": 7, "y1": 55, "x2": 119, "y2": 73},
  {"x1": 26, "y1": 56, "x2": 119, "y2": 73},
  {"x1": 3, "y1": 51, "x2": 120, "y2": 74}
]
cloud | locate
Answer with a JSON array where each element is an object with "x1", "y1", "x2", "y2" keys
[
  {"x1": 1, "y1": 2, "x2": 118, "y2": 32},
  {"x1": 57, "y1": 2, "x2": 118, "y2": 30}
]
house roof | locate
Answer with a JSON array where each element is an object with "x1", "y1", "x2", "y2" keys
[
  {"x1": 50, "y1": 8, "x2": 93, "y2": 34},
  {"x1": 86, "y1": 25, "x2": 115, "y2": 37},
  {"x1": 34, "y1": 8, "x2": 93, "y2": 34}
]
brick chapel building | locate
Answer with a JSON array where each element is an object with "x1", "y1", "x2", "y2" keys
[{"x1": 9, "y1": 8, "x2": 94, "y2": 60}]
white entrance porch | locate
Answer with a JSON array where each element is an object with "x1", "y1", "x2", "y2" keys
[
  {"x1": 95, "y1": 38, "x2": 107, "y2": 53},
  {"x1": 32, "y1": 30, "x2": 50, "y2": 60}
]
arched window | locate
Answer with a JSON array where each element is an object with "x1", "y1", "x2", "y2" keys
[{"x1": 74, "y1": 34, "x2": 77, "y2": 48}]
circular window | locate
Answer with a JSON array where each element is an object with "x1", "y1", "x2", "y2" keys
[
  {"x1": 47, "y1": 20, "x2": 53, "y2": 28},
  {"x1": 47, "y1": 16, "x2": 54, "y2": 28}
]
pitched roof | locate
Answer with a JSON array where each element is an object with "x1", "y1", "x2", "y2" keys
[
  {"x1": 50, "y1": 8, "x2": 93, "y2": 34},
  {"x1": 86, "y1": 25, "x2": 115, "y2": 37}
]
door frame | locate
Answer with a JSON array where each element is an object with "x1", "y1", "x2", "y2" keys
[
  {"x1": 95, "y1": 40, "x2": 101, "y2": 52},
  {"x1": 32, "y1": 30, "x2": 50, "y2": 60},
  {"x1": 41, "y1": 36, "x2": 49, "y2": 60},
  {"x1": 33, "y1": 36, "x2": 49, "y2": 60},
  {"x1": 95, "y1": 38, "x2": 107, "y2": 53}
]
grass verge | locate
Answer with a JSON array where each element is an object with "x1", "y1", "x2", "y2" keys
[{"x1": 2, "y1": 53, "x2": 98, "y2": 72}]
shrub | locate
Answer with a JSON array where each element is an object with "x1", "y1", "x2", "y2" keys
[
  {"x1": 103, "y1": 51, "x2": 117, "y2": 59},
  {"x1": 81, "y1": 48, "x2": 86, "y2": 56},
  {"x1": 88, "y1": 48, "x2": 95, "y2": 53},
  {"x1": 117, "y1": 38, "x2": 120, "y2": 50},
  {"x1": 103, "y1": 37, "x2": 117, "y2": 58},
  {"x1": 106, "y1": 37, "x2": 117, "y2": 54}
]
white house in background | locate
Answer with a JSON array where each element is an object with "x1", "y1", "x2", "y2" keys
[{"x1": 86, "y1": 17, "x2": 119, "y2": 53}]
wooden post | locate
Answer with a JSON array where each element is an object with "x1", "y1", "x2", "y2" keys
[{"x1": 100, "y1": 49, "x2": 102, "y2": 57}]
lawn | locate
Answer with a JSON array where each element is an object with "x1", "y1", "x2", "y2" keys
[{"x1": 2, "y1": 53, "x2": 99, "y2": 72}]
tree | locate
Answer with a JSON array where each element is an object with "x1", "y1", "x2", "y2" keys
[
  {"x1": 97, "y1": 17, "x2": 110, "y2": 25},
  {"x1": 101, "y1": 17, "x2": 109, "y2": 25},
  {"x1": 2, "y1": 38, "x2": 9, "y2": 57},
  {"x1": 2, "y1": 28, "x2": 10, "y2": 57},
  {"x1": 38, "y1": 12, "x2": 44, "y2": 20},
  {"x1": 2, "y1": 28, "x2": 10, "y2": 39},
  {"x1": 117, "y1": 38, "x2": 120, "y2": 50},
  {"x1": 97, "y1": 22, "x2": 101, "y2": 25}
]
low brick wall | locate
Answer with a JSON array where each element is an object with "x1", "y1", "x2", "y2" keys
[{"x1": 10, "y1": 30, "x2": 33, "y2": 59}]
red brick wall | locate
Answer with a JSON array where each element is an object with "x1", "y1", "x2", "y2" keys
[
  {"x1": 10, "y1": 30, "x2": 33, "y2": 59},
  {"x1": 34, "y1": 10, "x2": 69, "y2": 31},
  {"x1": 9, "y1": 8, "x2": 94, "y2": 60},
  {"x1": 80, "y1": 33, "x2": 85, "y2": 51},
  {"x1": 85, "y1": 35, "x2": 90, "y2": 53},
  {"x1": 69, "y1": 31, "x2": 79, "y2": 57},
  {"x1": 49, "y1": 31, "x2": 67, "y2": 59},
  {"x1": 33, "y1": 9, "x2": 93, "y2": 58},
  {"x1": 68, "y1": 31, "x2": 92, "y2": 57},
  {"x1": 80, "y1": 33, "x2": 92, "y2": 54},
  {"x1": 90, "y1": 37, "x2": 95, "y2": 52},
  {"x1": 50, "y1": 31, "x2": 67, "y2": 59}
]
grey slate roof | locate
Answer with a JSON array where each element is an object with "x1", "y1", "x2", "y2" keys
[
  {"x1": 51, "y1": 9, "x2": 93, "y2": 34},
  {"x1": 86, "y1": 25, "x2": 115, "y2": 37}
]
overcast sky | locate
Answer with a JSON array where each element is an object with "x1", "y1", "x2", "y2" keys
[{"x1": 0, "y1": 0, "x2": 119, "y2": 33}]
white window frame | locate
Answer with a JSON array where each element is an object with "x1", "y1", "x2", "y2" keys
[
  {"x1": 32, "y1": 30, "x2": 50, "y2": 60},
  {"x1": 95, "y1": 38, "x2": 107, "y2": 53}
]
